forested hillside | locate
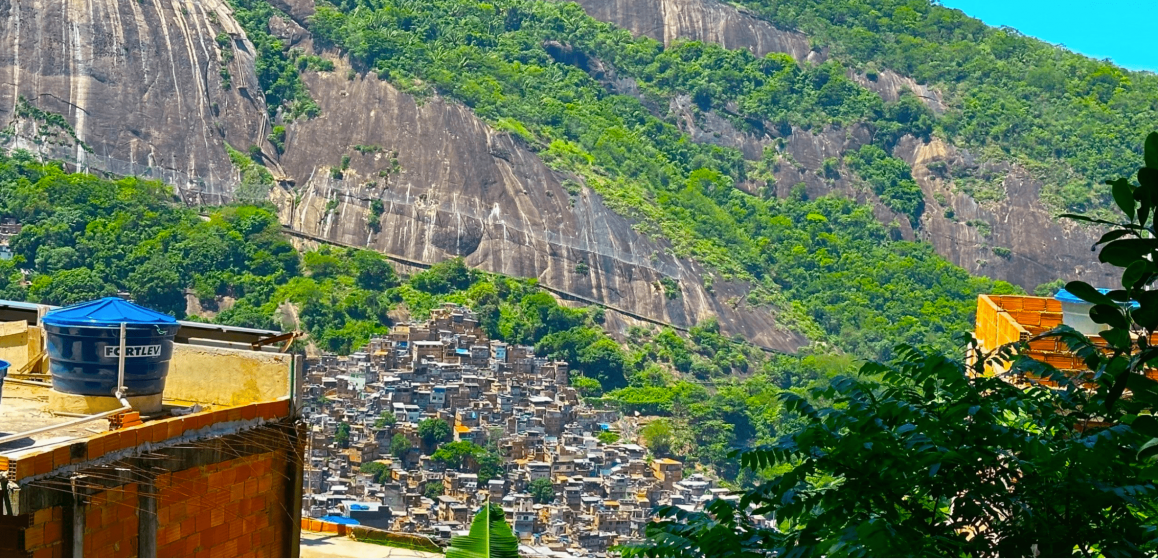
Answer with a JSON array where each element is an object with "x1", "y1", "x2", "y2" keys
[
  {"x1": 729, "y1": 0, "x2": 1157, "y2": 214},
  {"x1": 2, "y1": 0, "x2": 1149, "y2": 485},
  {"x1": 229, "y1": 0, "x2": 1019, "y2": 363},
  {"x1": 0, "y1": 149, "x2": 850, "y2": 477}
]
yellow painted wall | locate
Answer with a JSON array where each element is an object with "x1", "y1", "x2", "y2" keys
[
  {"x1": 166, "y1": 344, "x2": 292, "y2": 406},
  {"x1": 0, "y1": 321, "x2": 42, "y2": 373}
]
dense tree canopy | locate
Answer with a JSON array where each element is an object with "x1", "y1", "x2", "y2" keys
[
  {"x1": 627, "y1": 136, "x2": 1158, "y2": 558},
  {"x1": 732, "y1": 0, "x2": 1158, "y2": 214}
]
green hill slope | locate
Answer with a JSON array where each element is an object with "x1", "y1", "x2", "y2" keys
[{"x1": 232, "y1": 0, "x2": 1020, "y2": 362}]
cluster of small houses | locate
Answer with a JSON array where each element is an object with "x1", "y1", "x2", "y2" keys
[{"x1": 301, "y1": 303, "x2": 746, "y2": 556}]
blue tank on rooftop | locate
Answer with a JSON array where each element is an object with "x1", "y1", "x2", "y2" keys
[{"x1": 41, "y1": 297, "x2": 180, "y2": 397}]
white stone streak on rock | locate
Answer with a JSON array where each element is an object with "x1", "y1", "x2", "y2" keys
[
  {"x1": 149, "y1": 0, "x2": 184, "y2": 135},
  {"x1": 9, "y1": 0, "x2": 20, "y2": 115},
  {"x1": 167, "y1": 0, "x2": 211, "y2": 182},
  {"x1": 66, "y1": 0, "x2": 90, "y2": 148}
]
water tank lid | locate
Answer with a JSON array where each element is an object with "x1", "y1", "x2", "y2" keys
[
  {"x1": 1055, "y1": 288, "x2": 1140, "y2": 308},
  {"x1": 41, "y1": 297, "x2": 180, "y2": 328},
  {"x1": 1054, "y1": 288, "x2": 1100, "y2": 305}
]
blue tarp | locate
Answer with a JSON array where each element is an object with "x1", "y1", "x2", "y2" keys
[{"x1": 317, "y1": 515, "x2": 361, "y2": 525}]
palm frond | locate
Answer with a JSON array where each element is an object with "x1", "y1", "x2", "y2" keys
[{"x1": 446, "y1": 502, "x2": 520, "y2": 558}]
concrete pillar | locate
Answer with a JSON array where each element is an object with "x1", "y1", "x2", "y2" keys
[
  {"x1": 138, "y1": 479, "x2": 157, "y2": 558},
  {"x1": 69, "y1": 500, "x2": 84, "y2": 558}
]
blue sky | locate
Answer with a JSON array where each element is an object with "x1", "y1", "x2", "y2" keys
[{"x1": 939, "y1": 0, "x2": 1156, "y2": 72}]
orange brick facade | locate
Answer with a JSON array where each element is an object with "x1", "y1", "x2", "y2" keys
[
  {"x1": 7, "y1": 449, "x2": 295, "y2": 558},
  {"x1": 155, "y1": 452, "x2": 289, "y2": 557},
  {"x1": 974, "y1": 294, "x2": 1158, "y2": 382},
  {"x1": 1, "y1": 401, "x2": 303, "y2": 558}
]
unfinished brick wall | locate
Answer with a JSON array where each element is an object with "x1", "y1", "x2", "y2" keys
[
  {"x1": 8, "y1": 451, "x2": 292, "y2": 558},
  {"x1": 84, "y1": 484, "x2": 140, "y2": 558},
  {"x1": 155, "y1": 451, "x2": 290, "y2": 557}
]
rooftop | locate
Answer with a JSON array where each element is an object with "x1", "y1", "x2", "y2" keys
[{"x1": 0, "y1": 317, "x2": 299, "y2": 483}]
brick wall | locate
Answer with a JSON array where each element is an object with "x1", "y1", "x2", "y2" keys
[
  {"x1": 2, "y1": 397, "x2": 301, "y2": 558},
  {"x1": 6, "y1": 449, "x2": 295, "y2": 558},
  {"x1": 84, "y1": 485, "x2": 140, "y2": 558},
  {"x1": 155, "y1": 451, "x2": 289, "y2": 558},
  {"x1": 974, "y1": 294, "x2": 1158, "y2": 384}
]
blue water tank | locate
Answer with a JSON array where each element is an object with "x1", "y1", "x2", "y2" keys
[{"x1": 41, "y1": 298, "x2": 180, "y2": 397}]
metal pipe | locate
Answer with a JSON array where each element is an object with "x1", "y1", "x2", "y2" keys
[
  {"x1": 4, "y1": 377, "x2": 51, "y2": 387},
  {"x1": 0, "y1": 402, "x2": 130, "y2": 445},
  {"x1": 116, "y1": 322, "x2": 127, "y2": 399},
  {"x1": 0, "y1": 323, "x2": 136, "y2": 447}
]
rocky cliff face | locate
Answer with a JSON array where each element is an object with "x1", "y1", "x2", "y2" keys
[
  {"x1": 0, "y1": 0, "x2": 274, "y2": 202},
  {"x1": 0, "y1": 0, "x2": 806, "y2": 351},
  {"x1": 571, "y1": 0, "x2": 1110, "y2": 289},
  {"x1": 0, "y1": 0, "x2": 1113, "y2": 352},
  {"x1": 271, "y1": 58, "x2": 806, "y2": 351},
  {"x1": 898, "y1": 137, "x2": 1114, "y2": 289}
]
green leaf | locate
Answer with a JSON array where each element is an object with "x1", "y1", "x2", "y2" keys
[
  {"x1": 1137, "y1": 183, "x2": 1156, "y2": 227},
  {"x1": 1098, "y1": 229, "x2": 1133, "y2": 245},
  {"x1": 1141, "y1": 168, "x2": 1158, "y2": 189},
  {"x1": 1112, "y1": 178, "x2": 1136, "y2": 220},
  {"x1": 1127, "y1": 373, "x2": 1158, "y2": 405},
  {"x1": 1123, "y1": 261, "x2": 1152, "y2": 290},
  {"x1": 1064, "y1": 281, "x2": 1116, "y2": 306},
  {"x1": 1091, "y1": 305, "x2": 1129, "y2": 330},
  {"x1": 1099, "y1": 239, "x2": 1158, "y2": 268},
  {"x1": 1146, "y1": 132, "x2": 1158, "y2": 170},
  {"x1": 1139, "y1": 438, "x2": 1158, "y2": 461},
  {"x1": 446, "y1": 503, "x2": 519, "y2": 558},
  {"x1": 1100, "y1": 328, "x2": 1132, "y2": 350}
]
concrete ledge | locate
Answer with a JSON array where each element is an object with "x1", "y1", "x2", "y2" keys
[
  {"x1": 300, "y1": 518, "x2": 443, "y2": 554},
  {"x1": 47, "y1": 389, "x2": 162, "y2": 414}
]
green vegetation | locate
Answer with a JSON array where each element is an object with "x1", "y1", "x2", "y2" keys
[
  {"x1": 360, "y1": 461, "x2": 392, "y2": 484},
  {"x1": 596, "y1": 431, "x2": 620, "y2": 445},
  {"x1": 731, "y1": 0, "x2": 1156, "y2": 215},
  {"x1": 431, "y1": 441, "x2": 484, "y2": 469},
  {"x1": 424, "y1": 481, "x2": 445, "y2": 500},
  {"x1": 446, "y1": 503, "x2": 519, "y2": 558},
  {"x1": 373, "y1": 412, "x2": 396, "y2": 428},
  {"x1": 334, "y1": 422, "x2": 350, "y2": 447},
  {"x1": 626, "y1": 136, "x2": 1158, "y2": 558},
  {"x1": 227, "y1": 0, "x2": 320, "y2": 119},
  {"x1": 303, "y1": 0, "x2": 1017, "y2": 362},
  {"x1": 0, "y1": 147, "x2": 1004, "y2": 481},
  {"x1": 390, "y1": 433, "x2": 410, "y2": 459},
  {"x1": 417, "y1": 418, "x2": 452, "y2": 448},
  {"x1": 226, "y1": 143, "x2": 276, "y2": 201},
  {"x1": 268, "y1": 126, "x2": 286, "y2": 154},
  {"x1": 10, "y1": 96, "x2": 92, "y2": 152},
  {"x1": 844, "y1": 144, "x2": 922, "y2": 223},
  {"x1": 527, "y1": 478, "x2": 554, "y2": 505},
  {"x1": 626, "y1": 346, "x2": 1158, "y2": 557},
  {"x1": 640, "y1": 418, "x2": 676, "y2": 458}
]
